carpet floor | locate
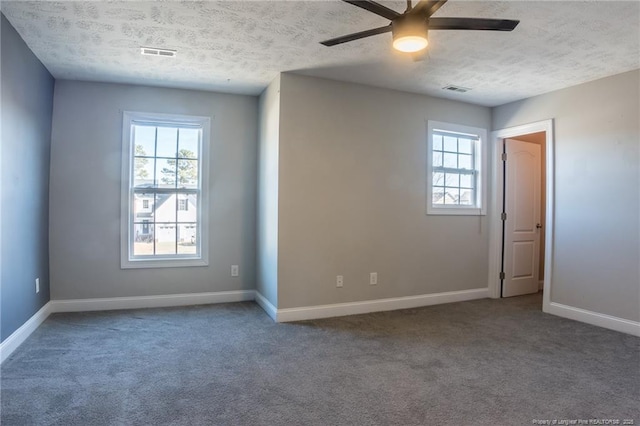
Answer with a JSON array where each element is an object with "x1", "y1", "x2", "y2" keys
[{"x1": 1, "y1": 293, "x2": 638, "y2": 425}]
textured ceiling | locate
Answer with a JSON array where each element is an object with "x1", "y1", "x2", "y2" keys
[{"x1": 2, "y1": 1, "x2": 639, "y2": 106}]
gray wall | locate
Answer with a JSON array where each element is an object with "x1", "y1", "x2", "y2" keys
[
  {"x1": 50, "y1": 81, "x2": 258, "y2": 299},
  {"x1": 493, "y1": 70, "x2": 640, "y2": 322},
  {"x1": 257, "y1": 76, "x2": 281, "y2": 306},
  {"x1": 1, "y1": 14, "x2": 54, "y2": 341},
  {"x1": 277, "y1": 73, "x2": 492, "y2": 309}
]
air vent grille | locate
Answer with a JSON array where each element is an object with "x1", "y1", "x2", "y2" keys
[
  {"x1": 442, "y1": 85, "x2": 471, "y2": 93},
  {"x1": 141, "y1": 47, "x2": 177, "y2": 57}
]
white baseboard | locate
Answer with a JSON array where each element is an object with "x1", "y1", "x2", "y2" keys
[
  {"x1": 274, "y1": 288, "x2": 489, "y2": 323},
  {"x1": 50, "y1": 290, "x2": 255, "y2": 313},
  {"x1": 254, "y1": 292, "x2": 277, "y2": 321},
  {"x1": 0, "y1": 302, "x2": 52, "y2": 364},
  {"x1": 547, "y1": 302, "x2": 640, "y2": 337}
]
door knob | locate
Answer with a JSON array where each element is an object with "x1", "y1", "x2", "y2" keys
[{"x1": 536, "y1": 223, "x2": 542, "y2": 229}]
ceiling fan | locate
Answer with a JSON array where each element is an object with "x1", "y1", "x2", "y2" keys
[{"x1": 320, "y1": 0, "x2": 519, "y2": 56}]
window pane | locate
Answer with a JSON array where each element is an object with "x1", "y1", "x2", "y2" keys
[
  {"x1": 433, "y1": 134, "x2": 443, "y2": 151},
  {"x1": 155, "y1": 194, "x2": 176, "y2": 222},
  {"x1": 443, "y1": 136, "x2": 457, "y2": 152},
  {"x1": 443, "y1": 153, "x2": 457, "y2": 168},
  {"x1": 133, "y1": 223, "x2": 154, "y2": 255},
  {"x1": 177, "y1": 194, "x2": 197, "y2": 222},
  {"x1": 458, "y1": 154, "x2": 472, "y2": 170},
  {"x1": 134, "y1": 125, "x2": 156, "y2": 158},
  {"x1": 177, "y1": 159, "x2": 198, "y2": 188},
  {"x1": 432, "y1": 187, "x2": 445, "y2": 205},
  {"x1": 177, "y1": 223, "x2": 197, "y2": 254},
  {"x1": 445, "y1": 188, "x2": 460, "y2": 205},
  {"x1": 460, "y1": 189, "x2": 474, "y2": 205},
  {"x1": 133, "y1": 193, "x2": 154, "y2": 219},
  {"x1": 157, "y1": 159, "x2": 177, "y2": 188},
  {"x1": 133, "y1": 157, "x2": 154, "y2": 188},
  {"x1": 155, "y1": 224, "x2": 176, "y2": 255},
  {"x1": 433, "y1": 172, "x2": 445, "y2": 186},
  {"x1": 427, "y1": 123, "x2": 483, "y2": 215},
  {"x1": 178, "y1": 129, "x2": 199, "y2": 159},
  {"x1": 432, "y1": 151, "x2": 443, "y2": 167},
  {"x1": 458, "y1": 138, "x2": 473, "y2": 154},
  {"x1": 445, "y1": 173, "x2": 459, "y2": 187},
  {"x1": 460, "y1": 174, "x2": 473, "y2": 188},
  {"x1": 125, "y1": 114, "x2": 207, "y2": 265},
  {"x1": 156, "y1": 127, "x2": 178, "y2": 158}
]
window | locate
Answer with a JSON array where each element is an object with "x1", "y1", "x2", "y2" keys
[
  {"x1": 427, "y1": 121, "x2": 487, "y2": 215},
  {"x1": 121, "y1": 111, "x2": 210, "y2": 268}
]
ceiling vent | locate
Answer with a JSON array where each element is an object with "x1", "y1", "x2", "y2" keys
[
  {"x1": 140, "y1": 47, "x2": 177, "y2": 58},
  {"x1": 442, "y1": 85, "x2": 471, "y2": 93}
]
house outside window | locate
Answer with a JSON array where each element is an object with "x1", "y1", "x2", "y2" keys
[
  {"x1": 121, "y1": 111, "x2": 210, "y2": 268},
  {"x1": 426, "y1": 121, "x2": 487, "y2": 215}
]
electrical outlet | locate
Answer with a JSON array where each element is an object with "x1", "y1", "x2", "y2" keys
[
  {"x1": 336, "y1": 275, "x2": 344, "y2": 288},
  {"x1": 369, "y1": 272, "x2": 378, "y2": 285},
  {"x1": 35, "y1": 278, "x2": 40, "y2": 293},
  {"x1": 231, "y1": 265, "x2": 239, "y2": 277}
]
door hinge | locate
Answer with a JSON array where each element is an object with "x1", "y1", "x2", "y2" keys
[
  {"x1": 501, "y1": 152, "x2": 507, "y2": 161},
  {"x1": 499, "y1": 271, "x2": 505, "y2": 280},
  {"x1": 501, "y1": 212, "x2": 507, "y2": 221}
]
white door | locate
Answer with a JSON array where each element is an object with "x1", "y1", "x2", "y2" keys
[{"x1": 502, "y1": 139, "x2": 541, "y2": 297}]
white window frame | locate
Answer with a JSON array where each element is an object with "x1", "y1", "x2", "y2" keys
[
  {"x1": 426, "y1": 120, "x2": 487, "y2": 216},
  {"x1": 120, "y1": 111, "x2": 211, "y2": 269}
]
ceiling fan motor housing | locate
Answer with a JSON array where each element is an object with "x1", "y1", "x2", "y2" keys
[
  {"x1": 319, "y1": 1, "x2": 519, "y2": 51},
  {"x1": 392, "y1": 14, "x2": 429, "y2": 52}
]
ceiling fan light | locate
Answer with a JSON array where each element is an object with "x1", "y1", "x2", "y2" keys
[
  {"x1": 392, "y1": 35, "x2": 429, "y2": 53},
  {"x1": 391, "y1": 15, "x2": 429, "y2": 53}
]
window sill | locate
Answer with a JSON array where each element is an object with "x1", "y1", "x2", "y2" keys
[
  {"x1": 426, "y1": 206, "x2": 486, "y2": 216},
  {"x1": 121, "y1": 257, "x2": 209, "y2": 269}
]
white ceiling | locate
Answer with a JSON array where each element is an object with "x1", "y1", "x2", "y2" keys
[{"x1": 2, "y1": 1, "x2": 639, "y2": 107}]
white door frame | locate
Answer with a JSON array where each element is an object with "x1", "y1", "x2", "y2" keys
[{"x1": 488, "y1": 119, "x2": 554, "y2": 313}]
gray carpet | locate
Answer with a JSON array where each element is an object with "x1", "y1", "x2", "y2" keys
[{"x1": 1, "y1": 293, "x2": 638, "y2": 425}]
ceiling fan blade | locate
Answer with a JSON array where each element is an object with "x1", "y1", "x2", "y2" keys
[
  {"x1": 429, "y1": 17, "x2": 520, "y2": 31},
  {"x1": 342, "y1": 0, "x2": 400, "y2": 20},
  {"x1": 320, "y1": 25, "x2": 392, "y2": 47},
  {"x1": 410, "y1": 0, "x2": 448, "y2": 17}
]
